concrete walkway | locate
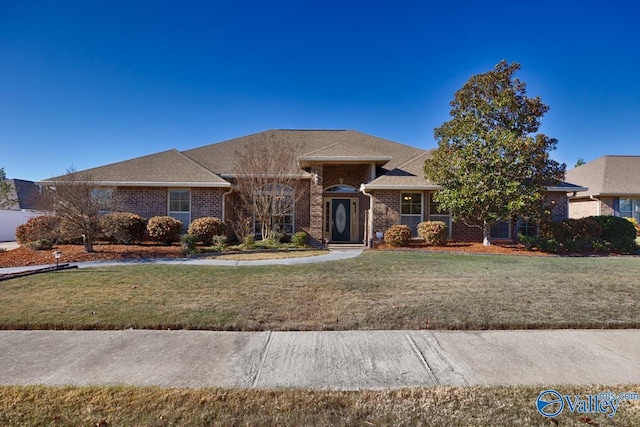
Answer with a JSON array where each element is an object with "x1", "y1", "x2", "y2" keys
[
  {"x1": 0, "y1": 248, "x2": 365, "y2": 275},
  {"x1": 1, "y1": 329, "x2": 639, "y2": 389}
]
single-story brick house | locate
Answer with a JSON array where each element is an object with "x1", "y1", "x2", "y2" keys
[
  {"x1": 565, "y1": 155, "x2": 640, "y2": 222},
  {"x1": 40, "y1": 129, "x2": 585, "y2": 245}
]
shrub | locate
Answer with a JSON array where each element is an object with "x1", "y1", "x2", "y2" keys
[
  {"x1": 270, "y1": 232, "x2": 286, "y2": 244},
  {"x1": 100, "y1": 212, "x2": 147, "y2": 244},
  {"x1": 243, "y1": 234, "x2": 256, "y2": 248},
  {"x1": 180, "y1": 234, "x2": 198, "y2": 255},
  {"x1": 291, "y1": 231, "x2": 309, "y2": 247},
  {"x1": 188, "y1": 217, "x2": 226, "y2": 246},
  {"x1": 417, "y1": 221, "x2": 448, "y2": 246},
  {"x1": 518, "y1": 233, "x2": 538, "y2": 250},
  {"x1": 15, "y1": 216, "x2": 59, "y2": 244},
  {"x1": 147, "y1": 216, "x2": 183, "y2": 245},
  {"x1": 211, "y1": 235, "x2": 227, "y2": 252},
  {"x1": 25, "y1": 239, "x2": 54, "y2": 250},
  {"x1": 384, "y1": 224, "x2": 412, "y2": 247},
  {"x1": 588, "y1": 215, "x2": 638, "y2": 253}
]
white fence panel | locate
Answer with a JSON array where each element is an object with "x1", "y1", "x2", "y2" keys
[{"x1": 0, "y1": 210, "x2": 44, "y2": 241}]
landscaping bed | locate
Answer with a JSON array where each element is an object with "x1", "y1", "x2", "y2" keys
[{"x1": 0, "y1": 244, "x2": 184, "y2": 268}]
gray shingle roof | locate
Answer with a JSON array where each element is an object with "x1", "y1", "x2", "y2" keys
[
  {"x1": 182, "y1": 129, "x2": 424, "y2": 176},
  {"x1": 565, "y1": 155, "x2": 640, "y2": 197},
  {"x1": 364, "y1": 151, "x2": 442, "y2": 190},
  {"x1": 40, "y1": 149, "x2": 230, "y2": 187}
]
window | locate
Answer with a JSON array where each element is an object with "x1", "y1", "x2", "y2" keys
[
  {"x1": 168, "y1": 189, "x2": 190, "y2": 229},
  {"x1": 325, "y1": 185, "x2": 358, "y2": 193},
  {"x1": 619, "y1": 198, "x2": 640, "y2": 222},
  {"x1": 517, "y1": 220, "x2": 538, "y2": 237},
  {"x1": 401, "y1": 193, "x2": 422, "y2": 235},
  {"x1": 490, "y1": 221, "x2": 511, "y2": 239},
  {"x1": 254, "y1": 184, "x2": 294, "y2": 236},
  {"x1": 91, "y1": 189, "x2": 112, "y2": 214},
  {"x1": 428, "y1": 192, "x2": 451, "y2": 237}
]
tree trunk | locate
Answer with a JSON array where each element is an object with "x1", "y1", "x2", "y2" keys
[
  {"x1": 83, "y1": 234, "x2": 94, "y2": 252},
  {"x1": 482, "y1": 222, "x2": 491, "y2": 246}
]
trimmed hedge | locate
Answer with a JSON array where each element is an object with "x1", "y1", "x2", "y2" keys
[
  {"x1": 147, "y1": 216, "x2": 183, "y2": 245},
  {"x1": 417, "y1": 221, "x2": 448, "y2": 246},
  {"x1": 187, "y1": 217, "x2": 226, "y2": 246},
  {"x1": 534, "y1": 216, "x2": 638, "y2": 254},
  {"x1": 384, "y1": 224, "x2": 412, "y2": 247},
  {"x1": 100, "y1": 212, "x2": 147, "y2": 244}
]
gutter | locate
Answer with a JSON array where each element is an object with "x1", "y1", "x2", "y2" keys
[
  {"x1": 359, "y1": 183, "x2": 374, "y2": 247},
  {"x1": 589, "y1": 195, "x2": 601, "y2": 216},
  {"x1": 222, "y1": 187, "x2": 234, "y2": 223}
]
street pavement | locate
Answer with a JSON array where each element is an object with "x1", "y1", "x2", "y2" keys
[{"x1": 1, "y1": 329, "x2": 639, "y2": 389}]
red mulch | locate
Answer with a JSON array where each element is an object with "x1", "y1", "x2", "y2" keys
[
  {"x1": 0, "y1": 241, "x2": 549, "y2": 269},
  {"x1": 0, "y1": 243, "x2": 185, "y2": 268},
  {"x1": 372, "y1": 241, "x2": 551, "y2": 256}
]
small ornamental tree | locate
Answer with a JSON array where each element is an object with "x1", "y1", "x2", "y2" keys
[
  {"x1": 37, "y1": 168, "x2": 112, "y2": 252},
  {"x1": 424, "y1": 61, "x2": 566, "y2": 245}
]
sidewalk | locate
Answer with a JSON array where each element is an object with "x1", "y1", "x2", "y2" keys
[
  {"x1": 0, "y1": 248, "x2": 365, "y2": 275},
  {"x1": 1, "y1": 329, "x2": 639, "y2": 389}
]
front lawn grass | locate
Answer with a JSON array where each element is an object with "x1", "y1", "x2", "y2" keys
[
  {"x1": 1, "y1": 385, "x2": 639, "y2": 426},
  {"x1": 1, "y1": 251, "x2": 639, "y2": 330}
]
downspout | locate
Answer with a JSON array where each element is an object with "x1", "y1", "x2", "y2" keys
[
  {"x1": 589, "y1": 195, "x2": 601, "y2": 216},
  {"x1": 360, "y1": 183, "x2": 374, "y2": 248},
  {"x1": 222, "y1": 187, "x2": 234, "y2": 223}
]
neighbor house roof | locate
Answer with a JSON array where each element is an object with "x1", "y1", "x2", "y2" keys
[
  {"x1": 1, "y1": 179, "x2": 41, "y2": 210},
  {"x1": 565, "y1": 155, "x2": 640, "y2": 197},
  {"x1": 40, "y1": 149, "x2": 230, "y2": 187}
]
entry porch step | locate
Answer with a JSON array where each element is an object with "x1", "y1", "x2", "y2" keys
[{"x1": 326, "y1": 243, "x2": 366, "y2": 250}]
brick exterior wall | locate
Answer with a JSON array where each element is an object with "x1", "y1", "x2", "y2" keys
[
  {"x1": 191, "y1": 188, "x2": 224, "y2": 220},
  {"x1": 370, "y1": 190, "x2": 401, "y2": 233},
  {"x1": 113, "y1": 186, "x2": 225, "y2": 223},
  {"x1": 113, "y1": 187, "x2": 167, "y2": 219},
  {"x1": 599, "y1": 197, "x2": 615, "y2": 216}
]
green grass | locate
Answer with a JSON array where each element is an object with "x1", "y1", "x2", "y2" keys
[
  {"x1": 1, "y1": 251, "x2": 639, "y2": 330},
  {"x1": 1, "y1": 385, "x2": 639, "y2": 426}
]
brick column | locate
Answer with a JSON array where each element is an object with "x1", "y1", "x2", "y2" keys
[{"x1": 308, "y1": 165, "x2": 324, "y2": 244}]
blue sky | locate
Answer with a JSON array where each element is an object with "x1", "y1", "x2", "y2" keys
[{"x1": 2, "y1": 0, "x2": 639, "y2": 181}]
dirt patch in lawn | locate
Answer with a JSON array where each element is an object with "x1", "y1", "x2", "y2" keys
[
  {"x1": 0, "y1": 243, "x2": 184, "y2": 268},
  {"x1": 372, "y1": 241, "x2": 551, "y2": 256}
]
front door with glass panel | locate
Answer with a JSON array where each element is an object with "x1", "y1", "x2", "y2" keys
[{"x1": 331, "y1": 199, "x2": 351, "y2": 242}]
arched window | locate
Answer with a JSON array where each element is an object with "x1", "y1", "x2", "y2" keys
[{"x1": 324, "y1": 184, "x2": 358, "y2": 193}]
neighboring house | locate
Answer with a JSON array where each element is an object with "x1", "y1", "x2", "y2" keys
[
  {"x1": 39, "y1": 129, "x2": 582, "y2": 245},
  {"x1": 565, "y1": 155, "x2": 640, "y2": 222},
  {"x1": 0, "y1": 179, "x2": 43, "y2": 241}
]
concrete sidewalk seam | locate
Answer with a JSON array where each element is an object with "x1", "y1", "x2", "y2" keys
[{"x1": 252, "y1": 331, "x2": 273, "y2": 387}]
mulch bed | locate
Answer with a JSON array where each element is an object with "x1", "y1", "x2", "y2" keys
[
  {"x1": 0, "y1": 243, "x2": 185, "y2": 268},
  {"x1": 371, "y1": 241, "x2": 551, "y2": 256}
]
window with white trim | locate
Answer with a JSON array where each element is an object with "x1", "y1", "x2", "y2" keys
[
  {"x1": 401, "y1": 192, "x2": 422, "y2": 236},
  {"x1": 168, "y1": 189, "x2": 190, "y2": 230},
  {"x1": 620, "y1": 198, "x2": 640, "y2": 222}
]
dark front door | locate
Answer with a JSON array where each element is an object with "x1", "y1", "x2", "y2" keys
[{"x1": 331, "y1": 199, "x2": 351, "y2": 242}]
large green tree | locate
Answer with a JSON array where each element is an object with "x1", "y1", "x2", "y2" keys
[
  {"x1": 0, "y1": 167, "x2": 16, "y2": 208},
  {"x1": 424, "y1": 61, "x2": 566, "y2": 245}
]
